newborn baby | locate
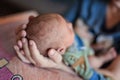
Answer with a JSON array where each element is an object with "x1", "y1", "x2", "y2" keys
[
  {"x1": 26, "y1": 14, "x2": 74, "y2": 56},
  {"x1": 24, "y1": 13, "x2": 116, "y2": 80}
]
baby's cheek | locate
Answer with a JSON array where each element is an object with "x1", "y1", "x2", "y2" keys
[{"x1": 69, "y1": 35, "x2": 74, "y2": 47}]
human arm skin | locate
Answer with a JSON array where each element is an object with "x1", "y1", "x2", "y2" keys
[
  {"x1": 7, "y1": 56, "x2": 82, "y2": 80},
  {"x1": 0, "y1": 23, "x2": 82, "y2": 80},
  {"x1": 14, "y1": 38, "x2": 75, "y2": 75},
  {"x1": 0, "y1": 13, "x2": 83, "y2": 80},
  {"x1": 14, "y1": 24, "x2": 75, "y2": 74}
]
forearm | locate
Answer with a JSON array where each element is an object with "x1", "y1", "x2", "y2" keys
[
  {"x1": 7, "y1": 57, "x2": 82, "y2": 80},
  {"x1": 57, "y1": 63, "x2": 76, "y2": 75}
]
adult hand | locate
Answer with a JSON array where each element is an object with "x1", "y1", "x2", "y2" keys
[
  {"x1": 14, "y1": 24, "x2": 62, "y2": 67},
  {"x1": 14, "y1": 38, "x2": 62, "y2": 68},
  {"x1": 14, "y1": 24, "x2": 74, "y2": 74}
]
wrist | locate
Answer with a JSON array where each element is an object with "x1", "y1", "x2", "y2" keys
[{"x1": 57, "y1": 63, "x2": 75, "y2": 75}]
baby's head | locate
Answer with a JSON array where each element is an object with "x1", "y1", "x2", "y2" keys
[{"x1": 26, "y1": 13, "x2": 74, "y2": 56}]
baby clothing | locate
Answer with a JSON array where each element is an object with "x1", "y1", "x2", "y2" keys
[{"x1": 63, "y1": 34, "x2": 111, "y2": 80}]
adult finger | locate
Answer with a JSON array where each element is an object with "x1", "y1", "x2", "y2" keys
[
  {"x1": 14, "y1": 45, "x2": 30, "y2": 63},
  {"x1": 22, "y1": 38, "x2": 36, "y2": 65},
  {"x1": 48, "y1": 49, "x2": 62, "y2": 63},
  {"x1": 29, "y1": 40, "x2": 47, "y2": 67},
  {"x1": 17, "y1": 40, "x2": 22, "y2": 49},
  {"x1": 16, "y1": 30, "x2": 27, "y2": 41},
  {"x1": 29, "y1": 40, "x2": 59, "y2": 68},
  {"x1": 15, "y1": 24, "x2": 27, "y2": 35}
]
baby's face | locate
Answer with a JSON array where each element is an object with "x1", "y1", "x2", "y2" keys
[
  {"x1": 65, "y1": 21, "x2": 74, "y2": 47},
  {"x1": 60, "y1": 17, "x2": 74, "y2": 50}
]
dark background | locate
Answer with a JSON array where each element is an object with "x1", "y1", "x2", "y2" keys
[{"x1": 0, "y1": 0, "x2": 71, "y2": 16}]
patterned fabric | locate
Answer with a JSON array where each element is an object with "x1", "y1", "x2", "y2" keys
[
  {"x1": 0, "y1": 58, "x2": 8, "y2": 68},
  {"x1": 63, "y1": 34, "x2": 94, "y2": 79},
  {"x1": 0, "y1": 66, "x2": 13, "y2": 80},
  {"x1": 0, "y1": 58, "x2": 13, "y2": 80},
  {"x1": 90, "y1": 70, "x2": 111, "y2": 80},
  {"x1": 0, "y1": 38, "x2": 23, "y2": 80},
  {"x1": 63, "y1": 34, "x2": 111, "y2": 80}
]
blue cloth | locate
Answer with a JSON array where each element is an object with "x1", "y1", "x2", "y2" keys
[
  {"x1": 90, "y1": 70, "x2": 109, "y2": 80},
  {"x1": 74, "y1": 34, "x2": 84, "y2": 50},
  {"x1": 71, "y1": 35, "x2": 109, "y2": 80},
  {"x1": 63, "y1": 1, "x2": 116, "y2": 79},
  {"x1": 64, "y1": 0, "x2": 119, "y2": 36},
  {"x1": 64, "y1": 0, "x2": 120, "y2": 52},
  {"x1": 64, "y1": 0, "x2": 108, "y2": 35},
  {"x1": 64, "y1": 0, "x2": 79, "y2": 23}
]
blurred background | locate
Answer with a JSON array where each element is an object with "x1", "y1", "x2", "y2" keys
[
  {"x1": 0, "y1": 0, "x2": 120, "y2": 53},
  {"x1": 0, "y1": 0, "x2": 71, "y2": 16}
]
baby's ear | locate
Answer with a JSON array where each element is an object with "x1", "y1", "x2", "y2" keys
[
  {"x1": 57, "y1": 47, "x2": 66, "y2": 55},
  {"x1": 28, "y1": 15, "x2": 35, "y2": 21}
]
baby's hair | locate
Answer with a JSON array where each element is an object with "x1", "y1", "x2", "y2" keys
[{"x1": 26, "y1": 13, "x2": 67, "y2": 56}]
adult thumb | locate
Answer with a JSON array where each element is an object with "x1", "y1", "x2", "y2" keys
[{"x1": 48, "y1": 49, "x2": 62, "y2": 63}]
